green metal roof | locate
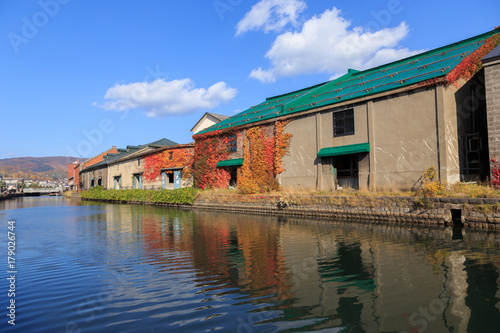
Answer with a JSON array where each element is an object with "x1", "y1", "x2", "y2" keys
[
  {"x1": 318, "y1": 143, "x2": 370, "y2": 157},
  {"x1": 86, "y1": 138, "x2": 178, "y2": 171},
  {"x1": 216, "y1": 158, "x2": 244, "y2": 167},
  {"x1": 197, "y1": 29, "x2": 499, "y2": 135},
  {"x1": 197, "y1": 82, "x2": 327, "y2": 135}
]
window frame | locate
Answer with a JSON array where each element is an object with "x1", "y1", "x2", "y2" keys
[
  {"x1": 333, "y1": 109, "x2": 355, "y2": 137},
  {"x1": 227, "y1": 134, "x2": 237, "y2": 152}
]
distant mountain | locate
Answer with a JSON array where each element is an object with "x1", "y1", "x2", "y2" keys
[{"x1": 0, "y1": 156, "x2": 81, "y2": 181}]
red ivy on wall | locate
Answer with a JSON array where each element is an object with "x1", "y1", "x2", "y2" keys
[
  {"x1": 446, "y1": 33, "x2": 500, "y2": 87},
  {"x1": 238, "y1": 126, "x2": 275, "y2": 194},
  {"x1": 142, "y1": 148, "x2": 194, "y2": 183},
  {"x1": 192, "y1": 130, "x2": 231, "y2": 189},
  {"x1": 491, "y1": 158, "x2": 500, "y2": 189}
]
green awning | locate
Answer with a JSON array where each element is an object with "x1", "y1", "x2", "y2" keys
[
  {"x1": 217, "y1": 158, "x2": 244, "y2": 167},
  {"x1": 318, "y1": 143, "x2": 370, "y2": 157}
]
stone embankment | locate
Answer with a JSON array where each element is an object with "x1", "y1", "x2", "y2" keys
[
  {"x1": 77, "y1": 189, "x2": 500, "y2": 230},
  {"x1": 193, "y1": 193, "x2": 500, "y2": 231}
]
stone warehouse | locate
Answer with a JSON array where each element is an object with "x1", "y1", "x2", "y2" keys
[
  {"x1": 73, "y1": 28, "x2": 500, "y2": 193},
  {"x1": 80, "y1": 139, "x2": 194, "y2": 191},
  {"x1": 194, "y1": 28, "x2": 500, "y2": 192},
  {"x1": 106, "y1": 142, "x2": 194, "y2": 191}
]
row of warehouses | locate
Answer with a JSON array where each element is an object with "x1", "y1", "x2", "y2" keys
[{"x1": 69, "y1": 28, "x2": 500, "y2": 192}]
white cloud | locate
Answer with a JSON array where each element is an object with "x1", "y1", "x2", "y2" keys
[
  {"x1": 250, "y1": 7, "x2": 425, "y2": 83},
  {"x1": 249, "y1": 67, "x2": 277, "y2": 83},
  {"x1": 236, "y1": 0, "x2": 306, "y2": 36},
  {"x1": 96, "y1": 79, "x2": 237, "y2": 118}
]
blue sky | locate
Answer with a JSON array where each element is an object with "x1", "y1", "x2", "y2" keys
[{"x1": 1, "y1": 0, "x2": 499, "y2": 159}]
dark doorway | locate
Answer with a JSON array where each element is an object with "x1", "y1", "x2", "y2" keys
[
  {"x1": 228, "y1": 167, "x2": 238, "y2": 188},
  {"x1": 333, "y1": 155, "x2": 359, "y2": 189}
]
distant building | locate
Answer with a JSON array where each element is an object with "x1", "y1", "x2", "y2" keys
[
  {"x1": 3, "y1": 178, "x2": 24, "y2": 192},
  {"x1": 67, "y1": 161, "x2": 79, "y2": 191},
  {"x1": 108, "y1": 143, "x2": 194, "y2": 190},
  {"x1": 80, "y1": 147, "x2": 138, "y2": 190},
  {"x1": 191, "y1": 112, "x2": 229, "y2": 134},
  {"x1": 67, "y1": 146, "x2": 118, "y2": 191},
  {"x1": 80, "y1": 138, "x2": 179, "y2": 190},
  {"x1": 106, "y1": 138, "x2": 182, "y2": 190}
]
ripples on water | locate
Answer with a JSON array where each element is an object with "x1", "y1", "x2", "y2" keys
[{"x1": 1, "y1": 197, "x2": 500, "y2": 332}]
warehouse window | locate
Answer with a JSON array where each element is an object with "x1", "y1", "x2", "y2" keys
[
  {"x1": 227, "y1": 134, "x2": 237, "y2": 152},
  {"x1": 333, "y1": 109, "x2": 354, "y2": 137}
]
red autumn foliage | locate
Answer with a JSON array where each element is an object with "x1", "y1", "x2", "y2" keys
[
  {"x1": 192, "y1": 120, "x2": 292, "y2": 193},
  {"x1": 238, "y1": 120, "x2": 292, "y2": 194},
  {"x1": 193, "y1": 129, "x2": 231, "y2": 189},
  {"x1": 143, "y1": 147, "x2": 194, "y2": 183},
  {"x1": 491, "y1": 158, "x2": 500, "y2": 189},
  {"x1": 446, "y1": 33, "x2": 500, "y2": 87}
]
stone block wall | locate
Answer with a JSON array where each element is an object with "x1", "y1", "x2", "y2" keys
[
  {"x1": 193, "y1": 193, "x2": 500, "y2": 231},
  {"x1": 485, "y1": 59, "x2": 500, "y2": 169}
]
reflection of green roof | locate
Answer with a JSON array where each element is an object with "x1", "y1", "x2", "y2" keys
[
  {"x1": 217, "y1": 158, "x2": 244, "y2": 167},
  {"x1": 198, "y1": 29, "x2": 499, "y2": 135}
]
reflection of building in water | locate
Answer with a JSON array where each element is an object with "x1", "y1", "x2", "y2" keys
[
  {"x1": 464, "y1": 257, "x2": 500, "y2": 331},
  {"x1": 236, "y1": 219, "x2": 291, "y2": 300},
  {"x1": 447, "y1": 253, "x2": 470, "y2": 333},
  {"x1": 277, "y1": 218, "x2": 500, "y2": 332},
  {"x1": 279, "y1": 223, "x2": 379, "y2": 331},
  {"x1": 94, "y1": 206, "x2": 500, "y2": 332},
  {"x1": 191, "y1": 211, "x2": 292, "y2": 301},
  {"x1": 370, "y1": 239, "x2": 452, "y2": 332},
  {"x1": 496, "y1": 261, "x2": 500, "y2": 314}
]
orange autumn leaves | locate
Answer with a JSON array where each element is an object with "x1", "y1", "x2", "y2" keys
[{"x1": 143, "y1": 148, "x2": 194, "y2": 183}]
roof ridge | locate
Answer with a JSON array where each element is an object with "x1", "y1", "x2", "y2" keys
[
  {"x1": 207, "y1": 112, "x2": 229, "y2": 119},
  {"x1": 196, "y1": 28, "x2": 500, "y2": 135},
  {"x1": 352, "y1": 28, "x2": 499, "y2": 77}
]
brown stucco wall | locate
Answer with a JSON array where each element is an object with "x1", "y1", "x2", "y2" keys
[
  {"x1": 108, "y1": 157, "x2": 145, "y2": 190},
  {"x1": 81, "y1": 166, "x2": 110, "y2": 190},
  {"x1": 280, "y1": 114, "x2": 318, "y2": 191},
  {"x1": 372, "y1": 87, "x2": 441, "y2": 189},
  {"x1": 280, "y1": 84, "x2": 468, "y2": 191}
]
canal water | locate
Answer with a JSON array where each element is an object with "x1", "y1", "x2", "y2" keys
[{"x1": 1, "y1": 197, "x2": 500, "y2": 332}]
